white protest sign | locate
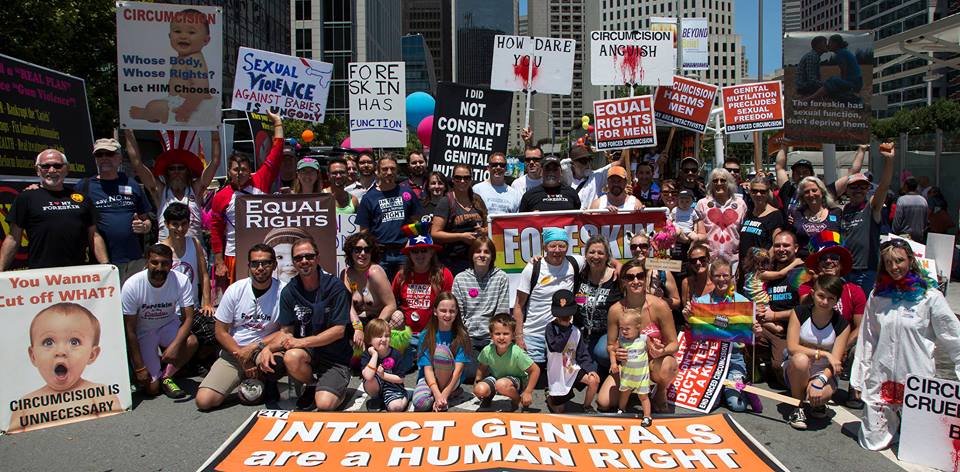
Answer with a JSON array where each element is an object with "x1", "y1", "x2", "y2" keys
[
  {"x1": 117, "y1": 2, "x2": 223, "y2": 130},
  {"x1": 348, "y1": 62, "x2": 406, "y2": 148},
  {"x1": 926, "y1": 232, "x2": 955, "y2": 280},
  {"x1": 231, "y1": 47, "x2": 333, "y2": 123},
  {"x1": 490, "y1": 35, "x2": 576, "y2": 95},
  {"x1": 880, "y1": 234, "x2": 926, "y2": 258},
  {"x1": 590, "y1": 30, "x2": 674, "y2": 86},
  {"x1": 899, "y1": 375, "x2": 960, "y2": 471},
  {"x1": 681, "y1": 18, "x2": 709, "y2": 71}
]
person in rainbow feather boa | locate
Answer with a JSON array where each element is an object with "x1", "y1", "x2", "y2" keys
[{"x1": 852, "y1": 238, "x2": 960, "y2": 450}]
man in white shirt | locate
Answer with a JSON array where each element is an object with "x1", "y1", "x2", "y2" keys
[
  {"x1": 196, "y1": 243, "x2": 286, "y2": 411},
  {"x1": 511, "y1": 145, "x2": 544, "y2": 194},
  {"x1": 122, "y1": 244, "x2": 196, "y2": 399},
  {"x1": 344, "y1": 152, "x2": 377, "y2": 201},
  {"x1": 473, "y1": 151, "x2": 522, "y2": 215},
  {"x1": 567, "y1": 144, "x2": 616, "y2": 210}
]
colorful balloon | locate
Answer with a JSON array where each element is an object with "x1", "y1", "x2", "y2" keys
[
  {"x1": 340, "y1": 136, "x2": 372, "y2": 152},
  {"x1": 417, "y1": 115, "x2": 434, "y2": 147},
  {"x1": 406, "y1": 92, "x2": 436, "y2": 130},
  {"x1": 301, "y1": 129, "x2": 315, "y2": 143}
]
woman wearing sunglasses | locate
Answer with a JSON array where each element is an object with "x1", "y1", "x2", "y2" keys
[
  {"x1": 681, "y1": 243, "x2": 715, "y2": 308},
  {"x1": 693, "y1": 168, "x2": 746, "y2": 267},
  {"x1": 431, "y1": 164, "x2": 488, "y2": 276},
  {"x1": 629, "y1": 232, "x2": 681, "y2": 311},
  {"x1": 852, "y1": 238, "x2": 960, "y2": 450},
  {"x1": 598, "y1": 259, "x2": 678, "y2": 413},
  {"x1": 341, "y1": 232, "x2": 398, "y2": 352}
]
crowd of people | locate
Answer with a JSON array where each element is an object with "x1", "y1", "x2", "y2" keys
[{"x1": 3, "y1": 119, "x2": 960, "y2": 454}]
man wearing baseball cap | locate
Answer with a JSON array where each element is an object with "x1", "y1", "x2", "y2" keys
[
  {"x1": 82, "y1": 137, "x2": 154, "y2": 283},
  {"x1": 519, "y1": 155, "x2": 581, "y2": 212},
  {"x1": 841, "y1": 144, "x2": 895, "y2": 294},
  {"x1": 589, "y1": 166, "x2": 640, "y2": 211},
  {"x1": 774, "y1": 143, "x2": 867, "y2": 212}
]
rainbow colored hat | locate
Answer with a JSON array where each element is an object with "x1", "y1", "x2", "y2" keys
[{"x1": 805, "y1": 230, "x2": 852, "y2": 276}]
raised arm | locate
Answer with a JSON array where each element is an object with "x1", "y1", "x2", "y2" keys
[
  {"x1": 125, "y1": 129, "x2": 161, "y2": 207},
  {"x1": 834, "y1": 144, "x2": 867, "y2": 196},
  {"x1": 194, "y1": 131, "x2": 221, "y2": 197},
  {"x1": 775, "y1": 147, "x2": 789, "y2": 188},
  {"x1": 871, "y1": 143, "x2": 896, "y2": 218}
]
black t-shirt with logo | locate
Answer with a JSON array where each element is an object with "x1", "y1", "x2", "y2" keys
[
  {"x1": 764, "y1": 273, "x2": 800, "y2": 314},
  {"x1": 519, "y1": 185, "x2": 581, "y2": 212},
  {"x1": 9, "y1": 187, "x2": 97, "y2": 269}
]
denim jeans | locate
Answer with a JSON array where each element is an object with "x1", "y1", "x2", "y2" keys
[{"x1": 722, "y1": 349, "x2": 748, "y2": 412}]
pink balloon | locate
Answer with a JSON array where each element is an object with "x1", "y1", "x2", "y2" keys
[
  {"x1": 340, "y1": 136, "x2": 371, "y2": 152},
  {"x1": 417, "y1": 115, "x2": 434, "y2": 147}
]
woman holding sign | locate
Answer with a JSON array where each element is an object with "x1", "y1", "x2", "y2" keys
[{"x1": 852, "y1": 239, "x2": 960, "y2": 450}]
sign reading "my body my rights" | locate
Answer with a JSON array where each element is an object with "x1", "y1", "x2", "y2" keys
[{"x1": 429, "y1": 82, "x2": 512, "y2": 181}]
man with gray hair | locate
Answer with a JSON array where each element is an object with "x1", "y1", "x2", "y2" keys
[{"x1": 0, "y1": 149, "x2": 108, "y2": 270}]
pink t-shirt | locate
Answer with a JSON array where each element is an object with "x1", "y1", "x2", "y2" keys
[{"x1": 694, "y1": 194, "x2": 747, "y2": 262}]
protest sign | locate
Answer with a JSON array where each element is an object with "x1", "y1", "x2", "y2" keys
[
  {"x1": 649, "y1": 17, "x2": 678, "y2": 66},
  {"x1": 117, "y1": 2, "x2": 222, "y2": 130},
  {"x1": 899, "y1": 375, "x2": 960, "y2": 471},
  {"x1": 0, "y1": 265, "x2": 130, "y2": 434},
  {"x1": 0, "y1": 180, "x2": 33, "y2": 270},
  {"x1": 667, "y1": 331, "x2": 732, "y2": 414},
  {"x1": 231, "y1": 47, "x2": 333, "y2": 123},
  {"x1": 429, "y1": 82, "x2": 513, "y2": 181},
  {"x1": 235, "y1": 194, "x2": 337, "y2": 283},
  {"x1": 681, "y1": 18, "x2": 709, "y2": 70},
  {"x1": 783, "y1": 32, "x2": 873, "y2": 144},
  {"x1": 490, "y1": 35, "x2": 577, "y2": 95},
  {"x1": 592, "y1": 96, "x2": 657, "y2": 151},
  {"x1": 336, "y1": 213, "x2": 359, "y2": 275},
  {"x1": 688, "y1": 302, "x2": 755, "y2": 344},
  {"x1": 590, "y1": 31, "x2": 674, "y2": 86},
  {"x1": 202, "y1": 410, "x2": 786, "y2": 471},
  {"x1": 0, "y1": 54, "x2": 95, "y2": 177},
  {"x1": 348, "y1": 62, "x2": 406, "y2": 148},
  {"x1": 490, "y1": 209, "x2": 667, "y2": 305},
  {"x1": 653, "y1": 76, "x2": 719, "y2": 133},
  {"x1": 720, "y1": 81, "x2": 784, "y2": 134}
]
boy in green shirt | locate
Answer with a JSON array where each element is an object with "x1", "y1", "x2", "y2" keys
[{"x1": 473, "y1": 314, "x2": 540, "y2": 410}]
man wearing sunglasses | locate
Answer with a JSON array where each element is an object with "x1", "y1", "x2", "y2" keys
[
  {"x1": 473, "y1": 151, "x2": 521, "y2": 215},
  {"x1": 511, "y1": 144, "x2": 545, "y2": 194},
  {"x1": 841, "y1": 143, "x2": 895, "y2": 294},
  {"x1": 0, "y1": 149, "x2": 108, "y2": 271},
  {"x1": 678, "y1": 156, "x2": 706, "y2": 201},
  {"x1": 566, "y1": 144, "x2": 622, "y2": 210},
  {"x1": 80, "y1": 138, "x2": 154, "y2": 284}
]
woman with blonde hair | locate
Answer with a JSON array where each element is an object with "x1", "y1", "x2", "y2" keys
[{"x1": 790, "y1": 175, "x2": 841, "y2": 259}]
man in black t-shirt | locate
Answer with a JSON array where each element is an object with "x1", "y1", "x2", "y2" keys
[
  {"x1": 258, "y1": 237, "x2": 352, "y2": 411},
  {"x1": 758, "y1": 229, "x2": 802, "y2": 381},
  {"x1": 519, "y1": 155, "x2": 581, "y2": 212},
  {"x1": 774, "y1": 144, "x2": 866, "y2": 212},
  {"x1": 0, "y1": 149, "x2": 109, "y2": 270}
]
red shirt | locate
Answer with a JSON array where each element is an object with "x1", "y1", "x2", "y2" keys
[
  {"x1": 799, "y1": 281, "x2": 866, "y2": 322},
  {"x1": 392, "y1": 268, "x2": 454, "y2": 333}
]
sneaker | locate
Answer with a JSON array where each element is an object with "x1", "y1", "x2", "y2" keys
[
  {"x1": 788, "y1": 407, "x2": 807, "y2": 430},
  {"x1": 161, "y1": 378, "x2": 186, "y2": 399},
  {"x1": 582, "y1": 405, "x2": 597, "y2": 415},
  {"x1": 808, "y1": 404, "x2": 827, "y2": 419},
  {"x1": 296, "y1": 385, "x2": 317, "y2": 410},
  {"x1": 641, "y1": 416, "x2": 653, "y2": 427},
  {"x1": 478, "y1": 396, "x2": 493, "y2": 409},
  {"x1": 263, "y1": 381, "x2": 280, "y2": 405}
]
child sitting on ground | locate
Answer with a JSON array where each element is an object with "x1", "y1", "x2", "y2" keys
[
  {"x1": 545, "y1": 289, "x2": 600, "y2": 413},
  {"x1": 609, "y1": 309, "x2": 652, "y2": 425},
  {"x1": 360, "y1": 319, "x2": 408, "y2": 412},
  {"x1": 473, "y1": 314, "x2": 540, "y2": 411},
  {"x1": 412, "y1": 292, "x2": 472, "y2": 411}
]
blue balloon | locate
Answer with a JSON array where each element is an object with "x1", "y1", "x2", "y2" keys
[
  {"x1": 406, "y1": 92, "x2": 436, "y2": 130},
  {"x1": 286, "y1": 138, "x2": 298, "y2": 146}
]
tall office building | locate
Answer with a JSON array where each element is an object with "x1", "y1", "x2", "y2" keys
[
  {"x1": 402, "y1": 34, "x2": 438, "y2": 94},
  {"x1": 291, "y1": 0, "x2": 402, "y2": 117},
  {"x1": 403, "y1": 0, "x2": 452, "y2": 82},
  {"x1": 797, "y1": 0, "x2": 856, "y2": 31},
  {"x1": 783, "y1": 0, "x2": 802, "y2": 34},
  {"x1": 452, "y1": 0, "x2": 518, "y2": 86}
]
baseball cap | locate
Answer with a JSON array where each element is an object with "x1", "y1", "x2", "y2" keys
[
  {"x1": 543, "y1": 154, "x2": 562, "y2": 167},
  {"x1": 551, "y1": 289, "x2": 578, "y2": 318},
  {"x1": 678, "y1": 189, "x2": 694, "y2": 199},
  {"x1": 847, "y1": 173, "x2": 869, "y2": 186},
  {"x1": 569, "y1": 145, "x2": 591, "y2": 161},
  {"x1": 93, "y1": 138, "x2": 120, "y2": 154},
  {"x1": 791, "y1": 159, "x2": 813, "y2": 170},
  {"x1": 608, "y1": 166, "x2": 627, "y2": 179},
  {"x1": 680, "y1": 156, "x2": 699, "y2": 169},
  {"x1": 297, "y1": 157, "x2": 320, "y2": 171}
]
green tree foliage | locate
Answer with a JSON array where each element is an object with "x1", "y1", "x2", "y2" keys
[
  {"x1": 871, "y1": 99, "x2": 960, "y2": 139},
  {"x1": 0, "y1": 0, "x2": 118, "y2": 136}
]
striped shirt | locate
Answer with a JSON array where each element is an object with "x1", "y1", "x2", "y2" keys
[{"x1": 452, "y1": 267, "x2": 511, "y2": 343}]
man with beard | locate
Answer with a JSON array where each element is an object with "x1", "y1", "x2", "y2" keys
[
  {"x1": 209, "y1": 112, "x2": 285, "y2": 285},
  {"x1": 124, "y1": 128, "x2": 220, "y2": 241},
  {"x1": 757, "y1": 230, "x2": 803, "y2": 382},
  {"x1": 357, "y1": 155, "x2": 422, "y2": 281},
  {"x1": 402, "y1": 151, "x2": 428, "y2": 198},
  {"x1": 82, "y1": 138, "x2": 153, "y2": 284},
  {"x1": 196, "y1": 244, "x2": 287, "y2": 411},
  {"x1": 841, "y1": 144, "x2": 894, "y2": 294},
  {"x1": 678, "y1": 157, "x2": 706, "y2": 201},
  {"x1": 473, "y1": 152, "x2": 521, "y2": 215},
  {"x1": 0, "y1": 149, "x2": 108, "y2": 270},
  {"x1": 323, "y1": 158, "x2": 359, "y2": 214},
  {"x1": 519, "y1": 155, "x2": 581, "y2": 212},
  {"x1": 631, "y1": 161, "x2": 660, "y2": 207},
  {"x1": 590, "y1": 166, "x2": 641, "y2": 211},
  {"x1": 273, "y1": 143, "x2": 299, "y2": 193},
  {"x1": 345, "y1": 152, "x2": 377, "y2": 201},
  {"x1": 566, "y1": 145, "x2": 619, "y2": 210},
  {"x1": 122, "y1": 244, "x2": 197, "y2": 398},
  {"x1": 257, "y1": 237, "x2": 352, "y2": 411}
]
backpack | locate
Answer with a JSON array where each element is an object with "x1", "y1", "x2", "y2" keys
[{"x1": 523, "y1": 255, "x2": 581, "y2": 320}]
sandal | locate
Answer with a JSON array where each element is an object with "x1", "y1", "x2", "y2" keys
[
  {"x1": 641, "y1": 416, "x2": 653, "y2": 427},
  {"x1": 845, "y1": 397, "x2": 865, "y2": 409}
]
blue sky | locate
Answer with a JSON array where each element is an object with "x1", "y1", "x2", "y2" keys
[{"x1": 517, "y1": 0, "x2": 782, "y2": 78}]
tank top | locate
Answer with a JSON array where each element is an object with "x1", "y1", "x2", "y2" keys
[
  {"x1": 171, "y1": 238, "x2": 200, "y2": 306},
  {"x1": 597, "y1": 194, "x2": 639, "y2": 211},
  {"x1": 157, "y1": 186, "x2": 203, "y2": 240},
  {"x1": 336, "y1": 196, "x2": 356, "y2": 215}
]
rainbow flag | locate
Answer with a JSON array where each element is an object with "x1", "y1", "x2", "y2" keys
[{"x1": 688, "y1": 302, "x2": 755, "y2": 344}]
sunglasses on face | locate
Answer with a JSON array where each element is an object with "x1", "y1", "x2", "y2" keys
[
  {"x1": 682, "y1": 167, "x2": 698, "y2": 174},
  {"x1": 38, "y1": 163, "x2": 65, "y2": 170},
  {"x1": 453, "y1": 175, "x2": 471, "y2": 182},
  {"x1": 249, "y1": 260, "x2": 275, "y2": 268},
  {"x1": 724, "y1": 167, "x2": 739, "y2": 174},
  {"x1": 690, "y1": 256, "x2": 708, "y2": 264},
  {"x1": 750, "y1": 188, "x2": 767, "y2": 194},
  {"x1": 819, "y1": 254, "x2": 842, "y2": 263},
  {"x1": 293, "y1": 253, "x2": 317, "y2": 262},
  {"x1": 630, "y1": 243, "x2": 650, "y2": 251},
  {"x1": 622, "y1": 272, "x2": 647, "y2": 282},
  {"x1": 352, "y1": 246, "x2": 371, "y2": 255},
  {"x1": 661, "y1": 190, "x2": 677, "y2": 196},
  {"x1": 712, "y1": 179, "x2": 727, "y2": 184},
  {"x1": 489, "y1": 162, "x2": 506, "y2": 168},
  {"x1": 524, "y1": 158, "x2": 541, "y2": 163}
]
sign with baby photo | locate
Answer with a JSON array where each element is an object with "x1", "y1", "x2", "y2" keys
[
  {"x1": 116, "y1": 2, "x2": 223, "y2": 131},
  {"x1": 232, "y1": 47, "x2": 334, "y2": 123},
  {"x1": 0, "y1": 264, "x2": 130, "y2": 434}
]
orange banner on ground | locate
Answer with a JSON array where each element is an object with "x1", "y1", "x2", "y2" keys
[{"x1": 202, "y1": 411, "x2": 785, "y2": 471}]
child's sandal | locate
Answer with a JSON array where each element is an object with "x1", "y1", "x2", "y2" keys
[{"x1": 641, "y1": 416, "x2": 653, "y2": 427}]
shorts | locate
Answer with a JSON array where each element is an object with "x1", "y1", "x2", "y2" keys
[
  {"x1": 781, "y1": 352, "x2": 838, "y2": 390},
  {"x1": 372, "y1": 377, "x2": 408, "y2": 406},
  {"x1": 191, "y1": 315, "x2": 217, "y2": 345},
  {"x1": 136, "y1": 319, "x2": 181, "y2": 382},
  {"x1": 548, "y1": 369, "x2": 589, "y2": 404},
  {"x1": 481, "y1": 375, "x2": 523, "y2": 394},
  {"x1": 199, "y1": 350, "x2": 245, "y2": 395},
  {"x1": 117, "y1": 259, "x2": 147, "y2": 286},
  {"x1": 522, "y1": 332, "x2": 546, "y2": 363},
  {"x1": 315, "y1": 357, "x2": 351, "y2": 398}
]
